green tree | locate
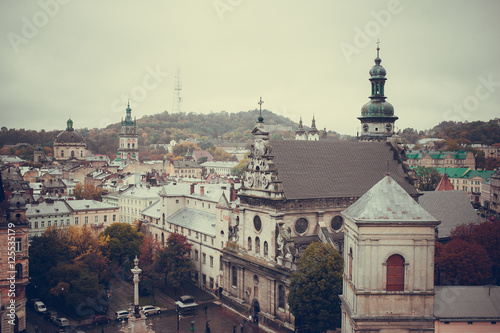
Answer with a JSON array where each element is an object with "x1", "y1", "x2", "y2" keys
[
  {"x1": 102, "y1": 223, "x2": 144, "y2": 266},
  {"x1": 153, "y1": 233, "x2": 193, "y2": 292},
  {"x1": 288, "y1": 242, "x2": 343, "y2": 332},
  {"x1": 413, "y1": 166, "x2": 442, "y2": 191},
  {"x1": 232, "y1": 156, "x2": 249, "y2": 176}
]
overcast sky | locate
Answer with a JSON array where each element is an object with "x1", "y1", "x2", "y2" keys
[{"x1": 1, "y1": 1, "x2": 499, "y2": 136}]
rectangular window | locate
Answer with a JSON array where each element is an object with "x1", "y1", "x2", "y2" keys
[
  {"x1": 113, "y1": 214, "x2": 116, "y2": 222},
  {"x1": 41, "y1": 221, "x2": 45, "y2": 228},
  {"x1": 188, "y1": 229, "x2": 191, "y2": 236},
  {"x1": 202, "y1": 274, "x2": 206, "y2": 286},
  {"x1": 104, "y1": 215, "x2": 107, "y2": 222},
  {"x1": 203, "y1": 253, "x2": 206, "y2": 264},
  {"x1": 54, "y1": 221, "x2": 57, "y2": 227},
  {"x1": 35, "y1": 222, "x2": 39, "y2": 228},
  {"x1": 66, "y1": 220, "x2": 70, "y2": 226},
  {"x1": 195, "y1": 250, "x2": 199, "y2": 261},
  {"x1": 15, "y1": 239, "x2": 22, "y2": 252},
  {"x1": 85, "y1": 216, "x2": 89, "y2": 224},
  {"x1": 48, "y1": 221, "x2": 52, "y2": 227},
  {"x1": 209, "y1": 277, "x2": 214, "y2": 289},
  {"x1": 95, "y1": 216, "x2": 99, "y2": 223},
  {"x1": 210, "y1": 256, "x2": 213, "y2": 267},
  {"x1": 211, "y1": 237, "x2": 214, "y2": 246},
  {"x1": 204, "y1": 235, "x2": 207, "y2": 242},
  {"x1": 176, "y1": 199, "x2": 179, "y2": 204},
  {"x1": 74, "y1": 217, "x2": 79, "y2": 225}
]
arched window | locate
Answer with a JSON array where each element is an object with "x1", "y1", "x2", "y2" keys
[
  {"x1": 264, "y1": 241, "x2": 268, "y2": 257},
  {"x1": 61, "y1": 150, "x2": 64, "y2": 157},
  {"x1": 232, "y1": 266, "x2": 238, "y2": 287},
  {"x1": 255, "y1": 237, "x2": 260, "y2": 254},
  {"x1": 220, "y1": 255, "x2": 223, "y2": 271},
  {"x1": 15, "y1": 263, "x2": 22, "y2": 278},
  {"x1": 278, "y1": 285, "x2": 285, "y2": 309},
  {"x1": 349, "y1": 248, "x2": 353, "y2": 281},
  {"x1": 161, "y1": 232, "x2": 165, "y2": 247},
  {"x1": 248, "y1": 237, "x2": 252, "y2": 251},
  {"x1": 71, "y1": 150, "x2": 74, "y2": 157},
  {"x1": 162, "y1": 213, "x2": 165, "y2": 226},
  {"x1": 387, "y1": 254, "x2": 405, "y2": 291}
]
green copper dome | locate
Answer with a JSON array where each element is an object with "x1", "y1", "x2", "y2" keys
[
  {"x1": 361, "y1": 100, "x2": 394, "y2": 117},
  {"x1": 369, "y1": 57, "x2": 386, "y2": 78},
  {"x1": 359, "y1": 45, "x2": 396, "y2": 119}
]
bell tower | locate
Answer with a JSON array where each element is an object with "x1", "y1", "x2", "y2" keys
[
  {"x1": 340, "y1": 176, "x2": 439, "y2": 332},
  {"x1": 117, "y1": 101, "x2": 139, "y2": 162},
  {"x1": 358, "y1": 42, "x2": 398, "y2": 141}
]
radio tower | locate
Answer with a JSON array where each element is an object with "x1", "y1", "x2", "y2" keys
[{"x1": 172, "y1": 67, "x2": 183, "y2": 114}]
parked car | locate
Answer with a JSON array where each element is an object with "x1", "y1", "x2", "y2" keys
[
  {"x1": 33, "y1": 301, "x2": 47, "y2": 313},
  {"x1": 141, "y1": 305, "x2": 161, "y2": 316},
  {"x1": 54, "y1": 317, "x2": 70, "y2": 327},
  {"x1": 93, "y1": 314, "x2": 111, "y2": 325},
  {"x1": 115, "y1": 310, "x2": 129, "y2": 321},
  {"x1": 43, "y1": 310, "x2": 60, "y2": 322}
]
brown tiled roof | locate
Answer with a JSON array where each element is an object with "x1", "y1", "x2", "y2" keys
[
  {"x1": 193, "y1": 150, "x2": 214, "y2": 162},
  {"x1": 269, "y1": 140, "x2": 416, "y2": 200}
]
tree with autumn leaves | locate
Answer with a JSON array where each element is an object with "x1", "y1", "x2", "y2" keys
[
  {"x1": 29, "y1": 226, "x2": 112, "y2": 315},
  {"x1": 435, "y1": 220, "x2": 500, "y2": 286},
  {"x1": 74, "y1": 182, "x2": 102, "y2": 200},
  {"x1": 153, "y1": 233, "x2": 194, "y2": 294}
]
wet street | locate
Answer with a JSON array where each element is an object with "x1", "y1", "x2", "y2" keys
[{"x1": 27, "y1": 304, "x2": 270, "y2": 333}]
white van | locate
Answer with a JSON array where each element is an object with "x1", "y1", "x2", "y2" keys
[{"x1": 34, "y1": 301, "x2": 47, "y2": 312}]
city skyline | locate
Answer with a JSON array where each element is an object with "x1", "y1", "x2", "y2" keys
[{"x1": 1, "y1": 1, "x2": 499, "y2": 135}]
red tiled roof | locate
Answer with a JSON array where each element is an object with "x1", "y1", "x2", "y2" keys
[
  {"x1": 435, "y1": 173, "x2": 454, "y2": 191},
  {"x1": 193, "y1": 150, "x2": 214, "y2": 162}
]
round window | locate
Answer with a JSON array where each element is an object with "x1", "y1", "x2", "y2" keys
[
  {"x1": 331, "y1": 215, "x2": 343, "y2": 231},
  {"x1": 253, "y1": 215, "x2": 262, "y2": 231},
  {"x1": 295, "y1": 218, "x2": 308, "y2": 234}
]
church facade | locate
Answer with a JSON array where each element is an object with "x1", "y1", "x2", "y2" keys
[{"x1": 221, "y1": 117, "x2": 416, "y2": 330}]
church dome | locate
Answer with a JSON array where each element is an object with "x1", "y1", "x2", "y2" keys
[
  {"x1": 361, "y1": 100, "x2": 395, "y2": 117},
  {"x1": 54, "y1": 118, "x2": 85, "y2": 144}
]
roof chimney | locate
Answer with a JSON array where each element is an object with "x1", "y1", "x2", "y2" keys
[
  {"x1": 200, "y1": 186, "x2": 204, "y2": 197},
  {"x1": 230, "y1": 183, "x2": 237, "y2": 202}
]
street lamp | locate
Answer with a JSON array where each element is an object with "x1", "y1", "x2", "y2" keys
[{"x1": 176, "y1": 304, "x2": 180, "y2": 333}]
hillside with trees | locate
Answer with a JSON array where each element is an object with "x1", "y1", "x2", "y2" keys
[{"x1": 0, "y1": 110, "x2": 299, "y2": 160}]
